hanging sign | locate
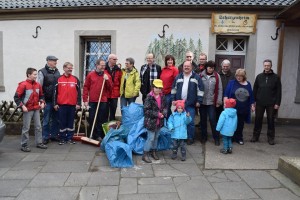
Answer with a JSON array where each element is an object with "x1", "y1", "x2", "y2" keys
[{"x1": 212, "y1": 13, "x2": 257, "y2": 34}]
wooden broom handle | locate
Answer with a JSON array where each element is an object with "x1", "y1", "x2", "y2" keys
[
  {"x1": 90, "y1": 78, "x2": 106, "y2": 138},
  {"x1": 76, "y1": 108, "x2": 83, "y2": 136}
]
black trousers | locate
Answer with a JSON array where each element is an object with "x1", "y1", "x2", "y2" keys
[
  {"x1": 253, "y1": 105, "x2": 277, "y2": 140},
  {"x1": 108, "y1": 98, "x2": 118, "y2": 121}
]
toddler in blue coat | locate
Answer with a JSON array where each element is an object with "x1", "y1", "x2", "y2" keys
[
  {"x1": 167, "y1": 100, "x2": 192, "y2": 161},
  {"x1": 216, "y1": 98, "x2": 237, "y2": 154}
]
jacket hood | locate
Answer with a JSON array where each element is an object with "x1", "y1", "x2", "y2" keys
[{"x1": 223, "y1": 108, "x2": 237, "y2": 117}]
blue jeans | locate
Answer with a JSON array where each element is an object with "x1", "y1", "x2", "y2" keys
[
  {"x1": 88, "y1": 102, "x2": 109, "y2": 139},
  {"x1": 222, "y1": 135, "x2": 232, "y2": 150},
  {"x1": 58, "y1": 105, "x2": 76, "y2": 141},
  {"x1": 185, "y1": 106, "x2": 196, "y2": 140},
  {"x1": 172, "y1": 139, "x2": 186, "y2": 156},
  {"x1": 200, "y1": 104, "x2": 219, "y2": 141},
  {"x1": 144, "y1": 129, "x2": 160, "y2": 151},
  {"x1": 165, "y1": 93, "x2": 172, "y2": 119},
  {"x1": 120, "y1": 96, "x2": 136, "y2": 109},
  {"x1": 42, "y1": 102, "x2": 59, "y2": 141}
]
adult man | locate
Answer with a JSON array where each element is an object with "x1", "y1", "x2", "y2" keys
[
  {"x1": 251, "y1": 59, "x2": 282, "y2": 145},
  {"x1": 197, "y1": 53, "x2": 207, "y2": 75},
  {"x1": 105, "y1": 54, "x2": 122, "y2": 121},
  {"x1": 54, "y1": 62, "x2": 81, "y2": 145},
  {"x1": 83, "y1": 59, "x2": 112, "y2": 141},
  {"x1": 171, "y1": 61, "x2": 204, "y2": 145},
  {"x1": 178, "y1": 51, "x2": 198, "y2": 73},
  {"x1": 38, "y1": 55, "x2": 60, "y2": 144},
  {"x1": 216, "y1": 59, "x2": 235, "y2": 120},
  {"x1": 140, "y1": 53, "x2": 162, "y2": 103}
]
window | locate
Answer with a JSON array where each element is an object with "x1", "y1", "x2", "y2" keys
[
  {"x1": 216, "y1": 36, "x2": 246, "y2": 55},
  {"x1": 83, "y1": 37, "x2": 111, "y2": 78}
]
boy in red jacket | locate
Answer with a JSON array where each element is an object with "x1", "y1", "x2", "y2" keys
[
  {"x1": 14, "y1": 68, "x2": 47, "y2": 152},
  {"x1": 54, "y1": 62, "x2": 81, "y2": 145}
]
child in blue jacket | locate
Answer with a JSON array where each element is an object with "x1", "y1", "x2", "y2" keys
[
  {"x1": 216, "y1": 98, "x2": 237, "y2": 154},
  {"x1": 167, "y1": 100, "x2": 192, "y2": 161}
]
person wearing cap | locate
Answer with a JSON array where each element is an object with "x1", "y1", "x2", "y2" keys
[
  {"x1": 216, "y1": 98, "x2": 237, "y2": 154},
  {"x1": 224, "y1": 69, "x2": 255, "y2": 145},
  {"x1": 143, "y1": 79, "x2": 168, "y2": 163},
  {"x1": 171, "y1": 61, "x2": 204, "y2": 145},
  {"x1": 167, "y1": 100, "x2": 192, "y2": 161},
  {"x1": 37, "y1": 55, "x2": 60, "y2": 144},
  {"x1": 199, "y1": 60, "x2": 223, "y2": 146}
]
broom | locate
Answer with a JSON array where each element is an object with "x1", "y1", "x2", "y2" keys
[
  {"x1": 73, "y1": 108, "x2": 86, "y2": 141},
  {"x1": 81, "y1": 78, "x2": 105, "y2": 146}
]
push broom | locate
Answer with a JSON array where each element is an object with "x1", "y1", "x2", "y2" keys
[
  {"x1": 81, "y1": 78, "x2": 105, "y2": 146},
  {"x1": 72, "y1": 108, "x2": 86, "y2": 141}
]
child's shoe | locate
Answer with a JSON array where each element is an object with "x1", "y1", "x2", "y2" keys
[
  {"x1": 36, "y1": 143, "x2": 47, "y2": 149},
  {"x1": 220, "y1": 149, "x2": 228, "y2": 154},
  {"x1": 227, "y1": 148, "x2": 232, "y2": 154},
  {"x1": 181, "y1": 153, "x2": 186, "y2": 161},
  {"x1": 59, "y1": 140, "x2": 65, "y2": 145},
  {"x1": 67, "y1": 140, "x2": 76, "y2": 144},
  {"x1": 21, "y1": 144, "x2": 31, "y2": 152},
  {"x1": 171, "y1": 150, "x2": 177, "y2": 160}
]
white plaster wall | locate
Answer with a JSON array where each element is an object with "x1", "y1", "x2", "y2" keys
[
  {"x1": 0, "y1": 18, "x2": 211, "y2": 104},
  {"x1": 279, "y1": 27, "x2": 300, "y2": 119},
  {"x1": 255, "y1": 20, "x2": 280, "y2": 75}
]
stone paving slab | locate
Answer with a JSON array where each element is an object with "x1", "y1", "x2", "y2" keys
[
  {"x1": 64, "y1": 172, "x2": 92, "y2": 186},
  {"x1": 138, "y1": 177, "x2": 173, "y2": 185},
  {"x1": 28, "y1": 172, "x2": 70, "y2": 187},
  {"x1": 35, "y1": 153, "x2": 67, "y2": 161},
  {"x1": 212, "y1": 181, "x2": 259, "y2": 199},
  {"x1": 138, "y1": 184, "x2": 177, "y2": 193},
  {"x1": 119, "y1": 193, "x2": 180, "y2": 200},
  {"x1": 98, "y1": 186, "x2": 118, "y2": 200},
  {"x1": 41, "y1": 161, "x2": 91, "y2": 173},
  {"x1": 254, "y1": 188, "x2": 300, "y2": 200},
  {"x1": 0, "y1": 180, "x2": 29, "y2": 197},
  {"x1": 78, "y1": 186, "x2": 99, "y2": 200},
  {"x1": 1, "y1": 169, "x2": 40, "y2": 180},
  {"x1": 0, "y1": 153, "x2": 26, "y2": 168},
  {"x1": 87, "y1": 171, "x2": 120, "y2": 186},
  {"x1": 11, "y1": 161, "x2": 46, "y2": 171},
  {"x1": 64, "y1": 151, "x2": 95, "y2": 161},
  {"x1": 121, "y1": 165, "x2": 154, "y2": 178},
  {"x1": 236, "y1": 170, "x2": 281, "y2": 189},
  {"x1": 21, "y1": 153, "x2": 41, "y2": 161},
  {"x1": 16, "y1": 187, "x2": 81, "y2": 200},
  {"x1": 119, "y1": 178, "x2": 137, "y2": 194}
]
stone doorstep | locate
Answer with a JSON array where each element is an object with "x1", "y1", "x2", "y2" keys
[{"x1": 278, "y1": 156, "x2": 300, "y2": 186}]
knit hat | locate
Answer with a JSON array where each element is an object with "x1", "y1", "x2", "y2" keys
[
  {"x1": 225, "y1": 98, "x2": 236, "y2": 108},
  {"x1": 152, "y1": 79, "x2": 163, "y2": 88},
  {"x1": 175, "y1": 100, "x2": 185, "y2": 111}
]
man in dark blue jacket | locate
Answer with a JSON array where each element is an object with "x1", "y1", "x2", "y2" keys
[
  {"x1": 251, "y1": 59, "x2": 282, "y2": 145},
  {"x1": 171, "y1": 61, "x2": 204, "y2": 145}
]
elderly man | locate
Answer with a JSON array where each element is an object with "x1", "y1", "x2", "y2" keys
[
  {"x1": 251, "y1": 59, "x2": 282, "y2": 145},
  {"x1": 171, "y1": 61, "x2": 204, "y2": 145},
  {"x1": 216, "y1": 59, "x2": 235, "y2": 120},
  {"x1": 197, "y1": 53, "x2": 207, "y2": 75},
  {"x1": 105, "y1": 54, "x2": 122, "y2": 121},
  {"x1": 38, "y1": 55, "x2": 60, "y2": 144},
  {"x1": 140, "y1": 53, "x2": 161, "y2": 103},
  {"x1": 178, "y1": 51, "x2": 198, "y2": 73}
]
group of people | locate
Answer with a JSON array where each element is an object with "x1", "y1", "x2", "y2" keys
[{"x1": 13, "y1": 51, "x2": 281, "y2": 161}]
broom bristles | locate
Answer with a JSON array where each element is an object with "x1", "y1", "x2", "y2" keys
[{"x1": 81, "y1": 137, "x2": 100, "y2": 146}]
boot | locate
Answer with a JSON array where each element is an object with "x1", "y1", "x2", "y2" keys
[
  {"x1": 142, "y1": 151, "x2": 152, "y2": 163},
  {"x1": 181, "y1": 147, "x2": 186, "y2": 161},
  {"x1": 171, "y1": 150, "x2": 177, "y2": 160},
  {"x1": 250, "y1": 135, "x2": 259, "y2": 142},
  {"x1": 151, "y1": 150, "x2": 159, "y2": 160}
]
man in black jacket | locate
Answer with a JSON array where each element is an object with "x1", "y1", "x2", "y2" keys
[
  {"x1": 140, "y1": 53, "x2": 161, "y2": 104},
  {"x1": 251, "y1": 59, "x2": 282, "y2": 145}
]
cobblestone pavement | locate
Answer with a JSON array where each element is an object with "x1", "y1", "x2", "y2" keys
[{"x1": 0, "y1": 124, "x2": 300, "y2": 200}]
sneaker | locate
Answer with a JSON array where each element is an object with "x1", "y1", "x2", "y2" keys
[
  {"x1": 67, "y1": 140, "x2": 76, "y2": 144},
  {"x1": 181, "y1": 155, "x2": 186, "y2": 161},
  {"x1": 59, "y1": 140, "x2": 65, "y2": 145},
  {"x1": 36, "y1": 143, "x2": 47, "y2": 149},
  {"x1": 238, "y1": 140, "x2": 244, "y2": 145},
  {"x1": 220, "y1": 149, "x2": 228, "y2": 154},
  {"x1": 227, "y1": 148, "x2": 232, "y2": 154},
  {"x1": 171, "y1": 151, "x2": 177, "y2": 160},
  {"x1": 21, "y1": 145, "x2": 31, "y2": 152}
]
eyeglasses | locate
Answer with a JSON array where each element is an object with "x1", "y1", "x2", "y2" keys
[{"x1": 186, "y1": 56, "x2": 192, "y2": 58}]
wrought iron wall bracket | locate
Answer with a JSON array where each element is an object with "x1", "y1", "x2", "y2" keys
[
  {"x1": 32, "y1": 26, "x2": 41, "y2": 38},
  {"x1": 271, "y1": 27, "x2": 280, "y2": 40},
  {"x1": 158, "y1": 24, "x2": 169, "y2": 38}
]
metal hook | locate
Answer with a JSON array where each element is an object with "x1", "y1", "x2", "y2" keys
[
  {"x1": 271, "y1": 27, "x2": 280, "y2": 40},
  {"x1": 32, "y1": 26, "x2": 41, "y2": 38},
  {"x1": 158, "y1": 24, "x2": 169, "y2": 38}
]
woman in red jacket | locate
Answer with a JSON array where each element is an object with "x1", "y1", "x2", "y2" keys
[{"x1": 160, "y1": 55, "x2": 179, "y2": 118}]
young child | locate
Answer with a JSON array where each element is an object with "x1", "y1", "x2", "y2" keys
[
  {"x1": 143, "y1": 79, "x2": 168, "y2": 163},
  {"x1": 167, "y1": 100, "x2": 192, "y2": 161},
  {"x1": 216, "y1": 98, "x2": 237, "y2": 154},
  {"x1": 14, "y1": 68, "x2": 47, "y2": 152}
]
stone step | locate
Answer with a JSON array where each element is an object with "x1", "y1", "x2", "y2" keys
[{"x1": 278, "y1": 156, "x2": 300, "y2": 186}]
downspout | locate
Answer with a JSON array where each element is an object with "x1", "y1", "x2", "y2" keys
[{"x1": 276, "y1": 21, "x2": 285, "y2": 78}]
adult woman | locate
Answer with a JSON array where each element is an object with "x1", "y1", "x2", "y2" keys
[
  {"x1": 224, "y1": 68, "x2": 255, "y2": 145},
  {"x1": 143, "y1": 79, "x2": 168, "y2": 163},
  {"x1": 200, "y1": 60, "x2": 223, "y2": 145},
  {"x1": 160, "y1": 55, "x2": 179, "y2": 118},
  {"x1": 120, "y1": 57, "x2": 141, "y2": 109}
]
